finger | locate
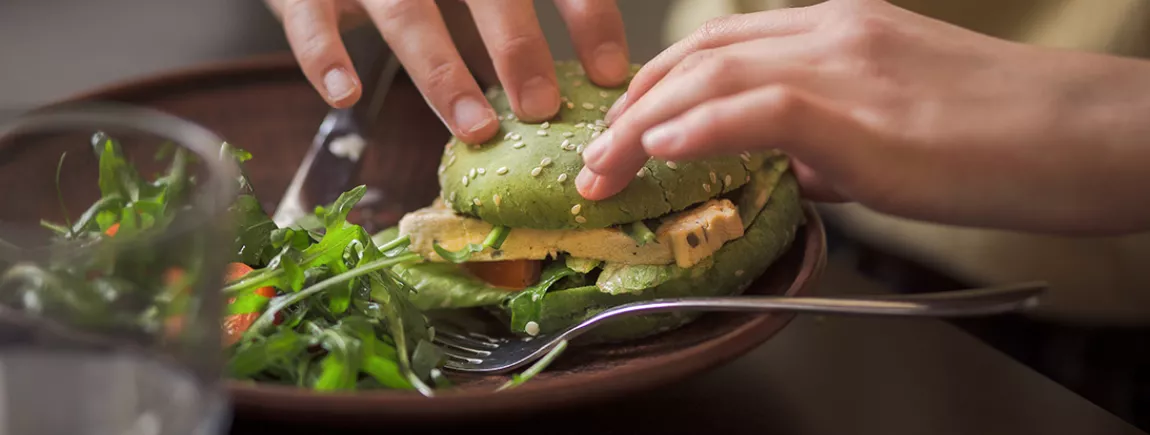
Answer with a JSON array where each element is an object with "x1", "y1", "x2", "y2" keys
[
  {"x1": 362, "y1": 0, "x2": 500, "y2": 144},
  {"x1": 578, "y1": 36, "x2": 812, "y2": 193},
  {"x1": 791, "y1": 159, "x2": 849, "y2": 202},
  {"x1": 638, "y1": 85, "x2": 871, "y2": 192},
  {"x1": 553, "y1": 0, "x2": 631, "y2": 87},
  {"x1": 281, "y1": 0, "x2": 361, "y2": 108},
  {"x1": 465, "y1": 0, "x2": 561, "y2": 122},
  {"x1": 605, "y1": 8, "x2": 816, "y2": 124}
]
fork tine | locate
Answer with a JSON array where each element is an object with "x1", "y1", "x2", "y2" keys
[
  {"x1": 434, "y1": 329, "x2": 502, "y2": 349},
  {"x1": 433, "y1": 336, "x2": 493, "y2": 356}
]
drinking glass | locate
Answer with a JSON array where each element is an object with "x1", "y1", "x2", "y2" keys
[{"x1": 0, "y1": 103, "x2": 240, "y2": 435}]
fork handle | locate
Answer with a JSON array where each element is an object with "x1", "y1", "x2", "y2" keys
[{"x1": 557, "y1": 281, "x2": 1048, "y2": 341}]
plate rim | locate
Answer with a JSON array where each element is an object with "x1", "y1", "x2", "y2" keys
[{"x1": 47, "y1": 54, "x2": 829, "y2": 422}]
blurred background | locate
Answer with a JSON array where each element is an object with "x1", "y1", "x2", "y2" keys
[{"x1": 3, "y1": 0, "x2": 1149, "y2": 431}]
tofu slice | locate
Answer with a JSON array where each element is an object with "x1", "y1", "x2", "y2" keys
[{"x1": 655, "y1": 199, "x2": 745, "y2": 268}]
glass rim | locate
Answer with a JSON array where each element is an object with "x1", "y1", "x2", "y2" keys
[{"x1": 0, "y1": 102, "x2": 241, "y2": 263}]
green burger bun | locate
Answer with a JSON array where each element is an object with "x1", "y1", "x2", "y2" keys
[{"x1": 386, "y1": 60, "x2": 806, "y2": 343}]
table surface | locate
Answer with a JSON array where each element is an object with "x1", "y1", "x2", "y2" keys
[{"x1": 228, "y1": 253, "x2": 1146, "y2": 435}]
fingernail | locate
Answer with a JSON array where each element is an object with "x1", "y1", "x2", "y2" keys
[
  {"x1": 576, "y1": 168, "x2": 599, "y2": 194},
  {"x1": 519, "y1": 76, "x2": 560, "y2": 120},
  {"x1": 641, "y1": 123, "x2": 683, "y2": 154},
  {"x1": 323, "y1": 67, "x2": 356, "y2": 101},
  {"x1": 453, "y1": 96, "x2": 497, "y2": 134},
  {"x1": 593, "y1": 43, "x2": 629, "y2": 84},
  {"x1": 580, "y1": 129, "x2": 613, "y2": 168},
  {"x1": 604, "y1": 92, "x2": 627, "y2": 125}
]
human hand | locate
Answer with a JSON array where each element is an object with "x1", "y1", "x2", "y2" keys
[
  {"x1": 265, "y1": 0, "x2": 630, "y2": 144},
  {"x1": 576, "y1": 0, "x2": 1150, "y2": 235}
]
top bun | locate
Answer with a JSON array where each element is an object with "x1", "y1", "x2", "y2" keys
[{"x1": 435, "y1": 60, "x2": 768, "y2": 230}]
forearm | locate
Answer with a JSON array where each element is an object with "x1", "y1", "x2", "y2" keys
[{"x1": 1054, "y1": 51, "x2": 1150, "y2": 235}]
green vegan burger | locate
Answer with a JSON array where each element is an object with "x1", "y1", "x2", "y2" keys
[{"x1": 389, "y1": 60, "x2": 806, "y2": 343}]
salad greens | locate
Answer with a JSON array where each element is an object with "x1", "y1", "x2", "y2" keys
[{"x1": 2, "y1": 132, "x2": 567, "y2": 395}]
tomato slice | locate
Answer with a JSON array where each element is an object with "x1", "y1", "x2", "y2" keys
[{"x1": 462, "y1": 260, "x2": 543, "y2": 290}]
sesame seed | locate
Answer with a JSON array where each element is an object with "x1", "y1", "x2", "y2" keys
[
  {"x1": 725, "y1": 174, "x2": 733, "y2": 186},
  {"x1": 540, "y1": 157, "x2": 552, "y2": 167},
  {"x1": 710, "y1": 172, "x2": 718, "y2": 184},
  {"x1": 599, "y1": 91, "x2": 609, "y2": 98},
  {"x1": 511, "y1": 133, "x2": 522, "y2": 140},
  {"x1": 571, "y1": 204, "x2": 582, "y2": 215},
  {"x1": 575, "y1": 122, "x2": 585, "y2": 128},
  {"x1": 462, "y1": 175, "x2": 470, "y2": 186},
  {"x1": 666, "y1": 161, "x2": 678, "y2": 170},
  {"x1": 507, "y1": 113, "x2": 517, "y2": 121},
  {"x1": 477, "y1": 168, "x2": 486, "y2": 175},
  {"x1": 564, "y1": 71, "x2": 574, "y2": 78},
  {"x1": 469, "y1": 168, "x2": 477, "y2": 179},
  {"x1": 497, "y1": 115, "x2": 505, "y2": 121},
  {"x1": 576, "y1": 144, "x2": 585, "y2": 154},
  {"x1": 473, "y1": 198, "x2": 482, "y2": 206},
  {"x1": 573, "y1": 80, "x2": 583, "y2": 86},
  {"x1": 739, "y1": 152, "x2": 751, "y2": 162},
  {"x1": 446, "y1": 155, "x2": 456, "y2": 166},
  {"x1": 437, "y1": 164, "x2": 446, "y2": 175},
  {"x1": 582, "y1": 102, "x2": 595, "y2": 110},
  {"x1": 599, "y1": 106, "x2": 608, "y2": 113},
  {"x1": 504, "y1": 131, "x2": 514, "y2": 140},
  {"x1": 497, "y1": 166, "x2": 509, "y2": 175},
  {"x1": 560, "y1": 96, "x2": 569, "y2": 102},
  {"x1": 561, "y1": 139, "x2": 570, "y2": 148},
  {"x1": 541, "y1": 121, "x2": 550, "y2": 129},
  {"x1": 537, "y1": 130, "x2": 548, "y2": 136},
  {"x1": 591, "y1": 131, "x2": 601, "y2": 139},
  {"x1": 564, "y1": 143, "x2": 576, "y2": 151},
  {"x1": 562, "y1": 132, "x2": 574, "y2": 138},
  {"x1": 557, "y1": 173, "x2": 568, "y2": 183},
  {"x1": 513, "y1": 141, "x2": 526, "y2": 149},
  {"x1": 703, "y1": 183, "x2": 712, "y2": 193},
  {"x1": 637, "y1": 167, "x2": 647, "y2": 178},
  {"x1": 575, "y1": 216, "x2": 587, "y2": 224},
  {"x1": 566, "y1": 102, "x2": 575, "y2": 109},
  {"x1": 595, "y1": 120, "x2": 606, "y2": 126},
  {"x1": 735, "y1": 270, "x2": 745, "y2": 277},
  {"x1": 493, "y1": 194, "x2": 502, "y2": 206},
  {"x1": 530, "y1": 167, "x2": 542, "y2": 177}
]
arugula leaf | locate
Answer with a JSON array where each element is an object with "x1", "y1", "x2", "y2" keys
[
  {"x1": 595, "y1": 263, "x2": 686, "y2": 295},
  {"x1": 565, "y1": 257, "x2": 602, "y2": 274},
  {"x1": 314, "y1": 329, "x2": 361, "y2": 391},
  {"x1": 226, "y1": 291, "x2": 272, "y2": 315},
  {"x1": 431, "y1": 225, "x2": 511, "y2": 263},
  {"x1": 226, "y1": 330, "x2": 308, "y2": 378},
  {"x1": 496, "y1": 339, "x2": 569, "y2": 391},
  {"x1": 393, "y1": 261, "x2": 513, "y2": 310},
  {"x1": 231, "y1": 195, "x2": 278, "y2": 267},
  {"x1": 506, "y1": 263, "x2": 581, "y2": 334},
  {"x1": 622, "y1": 220, "x2": 658, "y2": 246}
]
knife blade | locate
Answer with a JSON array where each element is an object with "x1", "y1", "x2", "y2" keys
[{"x1": 272, "y1": 25, "x2": 402, "y2": 228}]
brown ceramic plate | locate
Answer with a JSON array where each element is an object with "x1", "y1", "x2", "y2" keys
[{"x1": 41, "y1": 54, "x2": 826, "y2": 424}]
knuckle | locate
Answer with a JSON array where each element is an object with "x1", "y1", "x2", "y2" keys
[
  {"x1": 490, "y1": 32, "x2": 543, "y2": 61},
  {"x1": 423, "y1": 58, "x2": 464, "y2": 91},
  {"x1": 834, "y1": 15, "x2": 891, "y2": 54},
  {"x1": 761, "y1": 85, "x2": 802, "y2": 119},
  {"x1": 695, "y1": 15, "x2": 735, "y2": 41},
  {"x1": 295, "y1": 32, "x2": 337, "y2": 68}
]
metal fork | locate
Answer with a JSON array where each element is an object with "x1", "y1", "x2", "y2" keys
[{"x1": 432, "y1": 281, "x2": 1047, "y2": 374}]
